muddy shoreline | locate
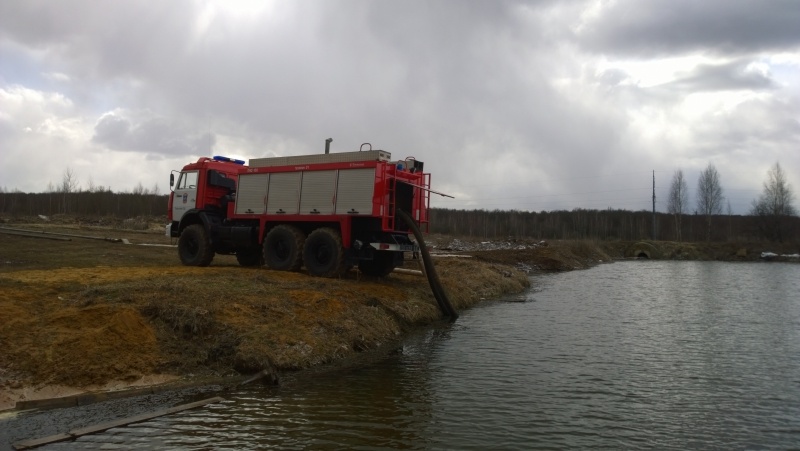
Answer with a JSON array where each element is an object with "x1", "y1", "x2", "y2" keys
[
  {"x1": 1, "y1": 220, "x2": 797, "y2": 417},
  {"x1": 1, "y1": 222, "x2": 535, "y2": 414}
]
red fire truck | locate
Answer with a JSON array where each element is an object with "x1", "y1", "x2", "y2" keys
[{"x1": 167, "y1": 144, "x2": 431, "y2": 278}]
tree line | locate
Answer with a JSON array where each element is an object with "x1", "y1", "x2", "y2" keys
[
  {"x1": 667, "y1": 162, "x2": 797, "y2": 243},
  {"x1": 0, "y1": 189, "x2": 167, "y2": 218},
  {"x1": 428, "y1": 207, "x2": 798, "y2": 243},
  {"x1": 0, "y1": 168, "x2": 166, "y2": 218},
  {"x1": 432, "y1": 162, "x2": 797, "y2": 243},
  {"x1": 1, "y1": 163, "x2": 796, "y2": 243}
]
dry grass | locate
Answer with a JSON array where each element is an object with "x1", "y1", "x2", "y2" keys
[{"x1": 0, "y1": 226, "x2": 530, "y2": 392}]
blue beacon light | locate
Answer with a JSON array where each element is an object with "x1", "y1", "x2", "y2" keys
[{"x1": 212, "y1": 156, "x2": 245, "y2": 165}]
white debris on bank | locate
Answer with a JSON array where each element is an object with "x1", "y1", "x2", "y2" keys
[
  {"x1": 427, "y1": 237, "x2": 548, "y2": 253},
  {"x1": 422, "y1": 237, "x2": 548, "y2": 274},
  {"x1": 760, "y1": 252, "x2": 800, "y2": 259}
]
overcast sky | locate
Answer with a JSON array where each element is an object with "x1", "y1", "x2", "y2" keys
[{"x1": 1, "y1": 0, "x2": 798, "y2": 214}]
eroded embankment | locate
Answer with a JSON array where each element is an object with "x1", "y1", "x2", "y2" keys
[{"x1": 0, "y1": 255, "x2": 528, "y2": 410}]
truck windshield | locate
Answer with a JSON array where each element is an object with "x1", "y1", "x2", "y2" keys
[{"x1": 177, "y1": 171, "x2": 198, "y2": 189}]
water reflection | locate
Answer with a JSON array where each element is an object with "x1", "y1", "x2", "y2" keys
[{"x1": 115, "y1": 328, "x2": 449, "y2": 450}]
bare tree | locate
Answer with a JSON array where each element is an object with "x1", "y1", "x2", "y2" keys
[
  {"x1": 132, "y1": 182, "x2": 147, "y2": 195},
  {"x1": 696, "y1": 163, "x2": 724, "y2": 241},
  {"x1": 61, "y1": 168, "x2": 79, "y2": 194},
  {"x1": 60, "y1": 168, "x2": 80, "y2": 213},
  {"x1": 750, "y1": 162, "x2": 797, "y2": 242},
  {"x1": 726, "y1": 200, "x2": 734, "y2": 241},
  {"x1": 667, "y1": 169, "x2": 689, "y2": 241}
]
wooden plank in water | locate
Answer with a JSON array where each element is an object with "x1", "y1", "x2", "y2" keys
[
  {"x1": 12, "y1": 433, "x2": 73, "y2": 450},
  {"x1": 68, "y1": 409, "x2": 170, "y2": 436},
  {"x1": 12, "y1": 396, "x2": 225, "y2": 450}
]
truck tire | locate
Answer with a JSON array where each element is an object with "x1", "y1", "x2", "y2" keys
[
  {"x1": 178, "y1": 224, "x2": 215, "y2": 266},
  {"x1": 303, "y1": 227, "x2": 345, "y2": 277},
  {"x1": 236, "y1": 247, "x2": 263, "y2": 267},
  {"x1": 263, "y1": 225, "x2": 305, "y2": 271},
  {"x1": 358, "y1": 251, "x2": 396, "y2": 277}
]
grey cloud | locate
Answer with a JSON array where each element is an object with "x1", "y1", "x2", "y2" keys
[
  {"x1": 597, "y1": 69, "x2": 631, "y2": 87},
  {"x1": 92, "y1": 112, "x2": 215, "y2": 156},
  {"x1": 576, "y1": 0, "x2": 800, "y2": 56},
  {"x1": 2, "y1": 0, "x2": 565, "y2": 159},
  {"x1": 0, "y1": 1, "x2": 196, "y2": 77},
  {"x1": 695, "y1": 97, "x2": 800, "y2": 150},
  {"x1": 666, "y1": 59, "x2": 777, "y2": 92},
  {"x1": 93, "y1": 114, "x2": 131, "y2": 144},
  {"x1": 1, "y1": 0, "x2": 798, "y2": 211},
  {"x1": 129, "y1": 1, "x2": 555, "y2": 158}
]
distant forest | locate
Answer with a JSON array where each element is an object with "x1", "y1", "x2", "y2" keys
[
  {"x1": 0, "y1": 189, "x2": 166, "y2": 219},
  {"x1": 429, "y1": 208, "x2": 798, "y2": 243},
  {"x1": 0, "y1": 190, "x2": 797, "y2": 243}
]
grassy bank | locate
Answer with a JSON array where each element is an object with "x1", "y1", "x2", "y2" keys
[{"x1": 0, "y1": 223, "x2": 529, "y2": 410}]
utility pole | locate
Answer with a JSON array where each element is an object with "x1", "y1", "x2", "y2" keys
[{"x1": 652, "y1": 170, "x2": 656, "y2": 240}]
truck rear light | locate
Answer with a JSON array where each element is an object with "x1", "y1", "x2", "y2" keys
[{"x1": 379, "y1": 243, "x2": 390, "y2": 250}]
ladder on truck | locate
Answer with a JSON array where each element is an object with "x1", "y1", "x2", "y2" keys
[
  {"x1": 418, "y1": 172, "x2": 431, "y2": 232},
  {"x1": 379, "y1": 163, "x2": 431, "y2": 233},
  {"x1": 380, "y1": 162, "x2": 397, "y2": 231}
]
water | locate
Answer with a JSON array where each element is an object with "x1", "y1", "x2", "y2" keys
[{"x1": 9, "y1": 261, "x2": 800, "y2": 449}]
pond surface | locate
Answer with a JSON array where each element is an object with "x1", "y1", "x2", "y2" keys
[{"x1": 6, "y1": 261, "x2": 800, "y2": 450}]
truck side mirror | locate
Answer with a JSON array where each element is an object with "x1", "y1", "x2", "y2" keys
[{"x1": 170, "y1": 173, "x2": 175, "y2": 187}]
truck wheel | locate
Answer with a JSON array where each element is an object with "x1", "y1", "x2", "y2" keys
[
  {"x1": 358, "y1": 251, "x2": 396, "y2": 277},
  {"x1": 236, "y1": 247, "x2": 263, "y2": 267},
  {"x1": 303, "y1": 227, "x2": 345, "y2": 277},
  {"x1": 263, "y1": 225, "x2": 305, "y2": 271},
  {"x1": 178, "y1": 224, "x2": 215, "y2": 266}
]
